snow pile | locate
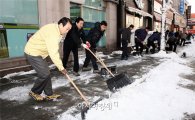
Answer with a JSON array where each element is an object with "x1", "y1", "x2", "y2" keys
[
  {"x1": 85, "y1": 50, "x2": 195, "y2": 120},
  {"x1": 0, "y1": 85, "x2": 32, "y2": 102},
  {"x1": 57, "y1": 42, "x2": 195, "y2": 120},
  {"x1": 179, "y1": 43, "x2": 195, "y2": 58}
]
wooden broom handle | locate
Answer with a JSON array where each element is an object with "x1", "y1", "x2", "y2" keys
[
  {"x1": 65, "y1": 74, "x2": 90, "y2": 106},
  {"x1": 86, "y1": 48, "x2": 115, "y2": 77}
]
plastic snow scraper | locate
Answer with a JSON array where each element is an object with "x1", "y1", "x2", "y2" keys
[
  {"x1": 85, "y1": 48, "x2": 134, "y2": 92},
  {"x1": 64, "y1": 73, "x2": 102, "y2": 120}
]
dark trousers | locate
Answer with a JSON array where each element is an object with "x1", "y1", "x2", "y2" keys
[
  {"x1": 25, "y1": 54, "x2": 53, "y2": 96},
  {"x1": 135, "y1": 38, "x2": 144, "y2": 54},
  {"x1": 146, "y1": 40, "x2": 155, "y2": 53},
  {"x1": 63, "y1": 46, "x2": 79, "y2": 72},
  {"x1": 83, "y1": 48, "x2": 98, "y2": 70},
  {"x1": 180, "y1": 38, "x2": 186, "y2": 46},
  {"x1": 168, "y1": 42, "x2": 177, "y2": 52},
  {"x1": 121, "y1": 44, "x2": 128, "y2": 59}
]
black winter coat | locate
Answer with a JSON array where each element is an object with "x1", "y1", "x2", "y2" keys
[
  {"x1": 121, "y1": 28, "x2": 131, "y2": 46},
  {"x1": 148, "y1": 32, "x2": 161, "y2": 42},
  {"x1": 167, "y1": 36, "x2": 178, "y2": 44},
  {"x1": 135, "y1": 28, "x2": 148, "y2": 42},
  {"x1": 85, "y1": 22, "x2": 104, "y2": 48},
  {"x1": 64, "y1": 24, "x2": 85, "y2": 48}
]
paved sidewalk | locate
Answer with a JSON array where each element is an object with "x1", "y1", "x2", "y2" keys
[
  {"x1": 0, "y1": 52, "x2": 162, "y2": 120},
  {"x1": 1, "y1": 45, "x2": 195, "y2": 120}
]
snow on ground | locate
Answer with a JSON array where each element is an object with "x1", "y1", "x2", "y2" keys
[
  {"x1": 0, "y1": 50, "x2": 142, "y2": 103},
  {"x1": 58, "y1": 42, "x2": 195, "y2": 120},
  {"x1": 1, "y1": 40, "x2": 195, "y2": 119},
  {"x1": 84, "y1": 44, "x2": 195, "y2": 120},
  {"x1": 0, "y1": 70, "x2": 97, "y2": 103},
  {"x1": 2, "y1": 64, "x2": 56, "y2": 79},
  {"x1": 0, "y1": 85, "x2": 32, "y2": 102}
]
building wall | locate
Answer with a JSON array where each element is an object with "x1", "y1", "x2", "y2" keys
[
  {"x1": 105, "y1": 2, "x2": 117, "y2": 51},
  {"x1": 172, "y1": 0, "x2": 180, "y2": 13},
  {"x1": 38, "y1": 0, "x2": 70, "y2": 27}
]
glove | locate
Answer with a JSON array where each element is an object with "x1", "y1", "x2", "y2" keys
[
  {"x1": 86, "y1": 41, "x2": 91, "y2": 48},
  {"x1": 128, "y1": 43, "x2": 132, "y2": 47},
  {"x1": 82, "y1": 43, "x2": 89, "y2": 49}
]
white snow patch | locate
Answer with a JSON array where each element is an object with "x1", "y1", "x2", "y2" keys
[
  {"x1": 3, "y1": 64, "x2": 56, "y2": 79},
  {"x1": 58, "y1": 113, "x2": 79, "y2": 120},
  {"x1": 111, "y1": 50, "x2": 122, "y2": 55},
  {"x1": 0, "y1": 85, "x2": 32, "y2": 102}
]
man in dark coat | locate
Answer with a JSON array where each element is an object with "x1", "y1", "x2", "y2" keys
[
  {"x1": 134, "y1": 27, "x2": 150, "y2": 55},
  {"x1": 146, "y1": 31, "x2": 161, "y2": 54},
  {"x1": 166, "y1": 32, "x2": 179, "y2": 52},
  {"x1": 62, "y1": 17, "x2": 85, "y2": 76},
  {"x1": 82, "y1": 21, "x2": 107, "y2": 73},
  {"x1": 121, "y1": 24, "x2": 134, "y2": 60},
  {"x1": 180, "y1": 32, "x2": 187, "y2": 46}
]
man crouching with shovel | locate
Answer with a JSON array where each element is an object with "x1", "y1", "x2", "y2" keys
[{"x1": 24, "y1": 17, "x2": 72, "y2": 101}]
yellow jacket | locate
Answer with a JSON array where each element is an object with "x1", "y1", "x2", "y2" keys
[{"x1": 24, "y1": 24, "x2": 64, "y2": 71}]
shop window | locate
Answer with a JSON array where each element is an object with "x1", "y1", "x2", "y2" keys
[
  {"x1": 0, "y1": 0, "x2": 38, "y2": 25},
  {"x1": 82, "y1": 7, "x2": 105, "y2": 22},
  {"x1": 70, "y1": 3, "x2": 81, "y2": 22},
  {"x1": 126, "y1": 14, "x2": 134, "y2": 27},
  {"x1": 0, "y1": 29, "x2": 9, "y2": 58},
  {"x1": 82, "y1": 1, "x2": 106, "y2": 47},
  {"x1": 126, "y1": 14, "x2": 143, "y2": 29},
  {"x1": 6, "y1": 29, "x2": 37, "y2": 58},
  {"x1": 85, "y1": 0, "x2": 103, "y2": 8}
]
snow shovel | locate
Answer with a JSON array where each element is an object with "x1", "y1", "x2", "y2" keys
[
  {"x1": 85, "y1": 48, "x2": 133, "y2": 92},
  {"x1": 129, "y1": 46, "x2": 140, "y2": 56},
  {"x1": 64, "y1": 73, "x2": 102, "y2": 119}
]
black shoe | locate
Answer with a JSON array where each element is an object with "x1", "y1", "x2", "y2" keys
[
  {"x1": 93, "y1": 70, "x2": 100, "y2": 73},
  {"x1": 124, "y1": 57, "x2": 128, "y2": 60},
  {"x1": 73, "y1": 71, "x2": 80, "y2": 76},
  {"x1": 82, "y1": 67, "x2": 91, "y2": 71}
]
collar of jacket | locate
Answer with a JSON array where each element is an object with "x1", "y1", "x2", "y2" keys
[{"x1": 56, "y1": 24, "x2": 63, "y2": 38}]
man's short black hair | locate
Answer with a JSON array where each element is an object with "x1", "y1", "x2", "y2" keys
[
  {"x1": 75, "y1": 17, "x2": 84, "y2": 23},
  {"x1": 100, "y1": 21, "x2": 107, "y2": 26},
  {"x1": 58, "y1": 17, "x2": 72, "y2": 26},
  {"x1": 129, "y1": 24, "x2": 134, "y2": 28}
]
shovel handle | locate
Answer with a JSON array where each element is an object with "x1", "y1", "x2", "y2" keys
[
  {"x1": 65, "y1": 74, "x2": 90, "y2": 106},
  {"x1": 129, "y1": 46, "x2": 136, "y2": 52},
  {"x1": 86, "y1": 48, "x2": 115, "y2": 77}
]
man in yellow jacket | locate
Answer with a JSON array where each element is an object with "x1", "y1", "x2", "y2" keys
[{"x1": 24, "y1": 17, "x2": 72, "y2": 101}]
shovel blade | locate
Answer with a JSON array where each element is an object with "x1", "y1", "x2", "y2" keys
[
  {"x1": 106, "y1": 73, "x2": 133, "y2": 92},
  {"x1": 81, "y1": 98, "x2": 102, "y2": 120}
]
